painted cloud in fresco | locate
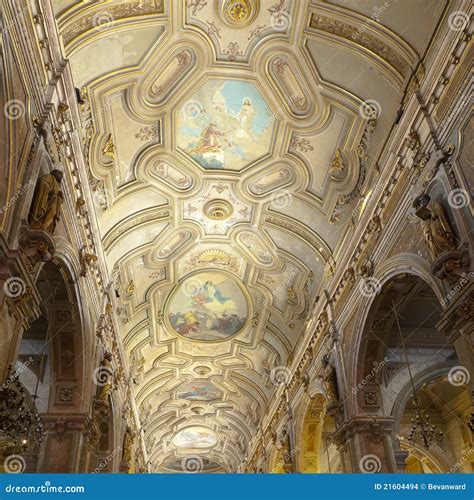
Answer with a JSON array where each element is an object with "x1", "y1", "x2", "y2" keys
[
  {"x1": 167, "y1": 271, "x2": 248, "y2": 341},
  {"x1": 172, "y1": 426, "x2": 218, "y2": 448},
  {"x1": 177, "y1": 79, "x2": 274, "y2": 171},
  {"x1": 177, "y1": 380, "x2": 222, "y2": 401}
]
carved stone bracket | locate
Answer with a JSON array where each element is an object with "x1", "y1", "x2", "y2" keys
[
  {"x1": 18, "y1": 223, "x2": 55, "y2": 273},
  {"x1": 431, "y1": 246, "x2": 471, "y2": 283},
  {"x1": 93, "y1": 398, "x2": 111, "y2": 419},
  {"x1": 359, "y1": 257, "x2": 375, "y2": 278},
  {"x1": 332, "y1": 416, "x2": 395, "y2": 449}
]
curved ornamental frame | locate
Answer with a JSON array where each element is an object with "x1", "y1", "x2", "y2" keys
[{"x1": 164, "y1": 269, "x2": 251, "y2": 342}]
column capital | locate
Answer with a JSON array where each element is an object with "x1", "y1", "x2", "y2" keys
[
  {"x1": 332, "y1": 416, "x2": 395, "y2": 448},
  {"x1": 394, "y1": 449, "x2": 409, "y2": 473},
  {"x1": 38, "y1": 413, "x2": 96, "y2": 472},
  {"x1": 40, "y1": 413, "x2": 93, "y2": 435}
]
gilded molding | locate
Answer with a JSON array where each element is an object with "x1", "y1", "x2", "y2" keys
[
  {"x1": 309, "y1": 14, "x2": 411, "y2": 78},
  {"x1": 102, "y1": 208, "x2": 171, "y2": 251},
  {"x1": 61, "y1": 1, "x2": 165, "y2": 47}
]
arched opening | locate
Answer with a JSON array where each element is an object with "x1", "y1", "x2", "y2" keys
[
  {"x1": 0, "y1": 261, "x2": 87, "y2": 473},
  {"x1": 15, "y1": 315, "x2": 52, "y2": 414},
  {"x1": 353, "y1": 273, "x2": 471, "y2": 472},
  {"x1": 89, "y1": 394, "x2": 118, "y2": 473},
  {"x1": 397, "y1": 376, "x2": 472, "y2": 473},
  {"x1": 269, "y1": 447, "x2": 286, "y2": 473},
  {"x1": 268, "y1": 425, "x2": 295, "y2": 473},
  {"x1": 403, "y1": 446, "x2": 443, "y2": 473},
  {"x1": 299, "y1": 394, "x2": 341, "y2": 472}
]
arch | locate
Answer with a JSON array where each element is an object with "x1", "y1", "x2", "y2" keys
[
  {"x1": 90, "y1": 394, "x2": 119, "y2": 473},
  {"x1": 402, "y1": 442, "x2": 445, "y2": 473},
  {"x1": 347, "y1": 266, "x2": 470, "y2": 473},
  {"x1": 390, "y1": 363, "x2": 455, "y2": 431},
  {"x1": 351, "y1": 254, "x2": 445, "y2": 355},
  {"x1": 0, "y1": 257, "x2": 91, "y2": 472},
  {"x1": 53, "y1": 237, "x2": 83, "y2": 287},
  {"x1": 394, "y1": 371, "x2": 472, "y2": 473},
  {"x1": 7, "y1": 257, "x2": 89, "y2": 414},
  {"x1": 296, "y1": 393, "x2": 341, "y2": 473},
  {"x1": 36, "y1": 258, "x2": 88, "y2": 414},
  {"x1": 299, "y1": 394, "x2": 326, "y2": 472},
  {"x1": 268, "y1": 446, "x2": 286, "y2": 473},
  {"x1": 348, "y1": 257, "x2": 446, "y2": 415}
]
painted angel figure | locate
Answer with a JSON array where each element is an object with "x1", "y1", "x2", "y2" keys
[{"x1": 203, "y1": 280, "x2": 229, "y2": 304}]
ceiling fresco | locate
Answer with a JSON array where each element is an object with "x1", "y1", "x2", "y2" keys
[
  {"x1": 51, "y1": 0, "x2": 447, "y2": 472},
  {"x1": 173, "y1": 427, "x2": 219, "y2": 449},
  {"x1": 177, "y1": 79, "x2": 275, "y2": 171},
  {"x1": 177, "y1": 380, "x2": 222, "y2": 401},
  {"x1": 166, "y1": 271, "x2": 249, "y2": 341}
]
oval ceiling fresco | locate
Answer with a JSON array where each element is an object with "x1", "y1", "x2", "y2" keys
[
  {"x1": 166, "y1": 271, "x2": 249, "y2": 341},
  {"x1": 172, "y1": 427, "x2": 218, "y2": 449}
]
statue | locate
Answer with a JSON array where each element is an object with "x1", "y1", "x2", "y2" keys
[
  {"x1": 322, "y1": 354, "x2": 339, "y2": 404},
  {"x1": 413, "y1": 194, "x2": 456, "y2": 260},
  {"x1": 246, "y1": 404, "x2": 259, "y2": 427},
  {"x1": 122, "y1": 427, "x2": 134, "y2": 468},
  {"x1": 413, "y1": 194, "x2": 470, "y2": 282},
  {"x1": 29, "y1": 170, "x2": 64, "y2": 234},
  {"x1": 97, "y1": 352, "x2": 113, "y2": 401},
  {"x1": 322, "y1": 351, "x2": 344, "y2": 426},
  {"x1": 278, "y1": 428, "x2": 293, "y2": 473}
]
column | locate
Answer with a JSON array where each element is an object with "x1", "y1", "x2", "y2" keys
[
  {"x1": 332, "y1": 416, "x2": 407, "y2": 473},
  {"x1": 38, "y1": 414, "x2": 97, "y2": 473}
]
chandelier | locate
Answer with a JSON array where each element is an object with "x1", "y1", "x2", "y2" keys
[
  {"x1": 392, "y1": 302, "x2": 443, "y2": 450},
  {"x1": 407, "y1": 399, "x2": 443, "y2": 449},
  {"x1": 0, "y1": 372, "x2": 44, "y2": 449}
]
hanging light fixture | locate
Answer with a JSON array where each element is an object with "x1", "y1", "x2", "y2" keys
[
  {"x1": 0, "y1": 287, "x2": 57, "y2": 450},
  {"x1": 392, "y1": 302, "x2": 443, "y2": 449},
  {"x1": 407, "y1": 401, "x2": 443, "y2": 449},
  {"x1": 0, "y1": 372, "x2": 44, "y2": 449}
]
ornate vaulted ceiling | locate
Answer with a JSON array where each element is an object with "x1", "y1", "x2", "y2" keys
[{"x1": 50, "y1": 0, "x2": 447, "y2": 472}]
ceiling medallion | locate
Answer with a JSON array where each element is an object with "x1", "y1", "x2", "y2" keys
[
  {"x1": 203, "y1": 199, "x2": 233, "y2": 220},
  {"x1": 191, "y1": 407, "x2": 206, "y2": 415},
  {"x1": 222, "y1": 0, "x2": 258, "y2": 27},
  {"x1": 193, "y1": 365, "x2": 212, "y2": 376}
]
